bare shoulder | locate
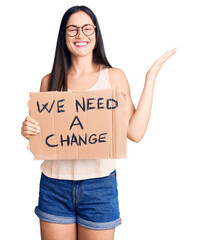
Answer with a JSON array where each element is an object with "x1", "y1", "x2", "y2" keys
[
  {"x1": 40, "y1": 73, "x2": 51, "y2": 92},
  {"x1": 108, "y1": 67, "x2": 130, "y2": 95}
]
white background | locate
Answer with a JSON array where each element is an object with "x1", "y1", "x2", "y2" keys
[{"x1": 1, "y1": 0, "x2": 199, "y2": 239}]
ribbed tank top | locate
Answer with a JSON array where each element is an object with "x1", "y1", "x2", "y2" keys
[{"x1": 39, "y1": 66, "x2": 117, "y2": 180}]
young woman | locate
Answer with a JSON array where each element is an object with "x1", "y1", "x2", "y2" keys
[{"x1": 21, "y1": 5, "x2": 177, "y2": 240}]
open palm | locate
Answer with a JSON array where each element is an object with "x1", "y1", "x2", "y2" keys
[{"x1": 146, "y1": 48, "x2": 177, "y2": 80}]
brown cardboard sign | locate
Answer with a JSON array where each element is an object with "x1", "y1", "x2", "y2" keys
[{"x1": 27, "y1": 89, "x2": 127, "y2": 160}]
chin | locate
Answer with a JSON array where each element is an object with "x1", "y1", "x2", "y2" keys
[{"x1": 72, "y1": 50, "x2": 94, "y2": 58}]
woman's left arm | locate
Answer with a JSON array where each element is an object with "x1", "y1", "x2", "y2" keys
[{"x1": 112, "y1": 48, "x2": 177, "y2": 142}]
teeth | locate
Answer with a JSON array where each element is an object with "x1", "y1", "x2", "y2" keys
[{"x1": 75, "y1": 42, "x2": 88, "y2": 46}]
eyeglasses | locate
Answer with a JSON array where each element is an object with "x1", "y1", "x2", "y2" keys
[{"x1": 64, "y1": 24, "x2": 96, "y2": 37}]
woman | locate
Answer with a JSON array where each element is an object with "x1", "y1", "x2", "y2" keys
[{"x1": 21, "y1": 5, "x2": 177, "y2": 240}]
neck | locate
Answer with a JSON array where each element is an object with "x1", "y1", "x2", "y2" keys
[{"x1": 69, "y1": 53, "x2": 98, "y2": 75}]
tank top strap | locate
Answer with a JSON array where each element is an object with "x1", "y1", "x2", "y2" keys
[{"x1": 97, "y1": 66, "x2": 111, "y2": 89}]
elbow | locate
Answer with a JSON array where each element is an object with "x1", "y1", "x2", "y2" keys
[
  {"x1": 127, "y1": 126, "x2": 144, "y2": 143},
  {"x1": 132, "y1": 137, "x2": 142, "y2": 143},
  {"x1": 127, "y1": 134, "x2": 143, "y2": 143},
  {"x1": 133, "y1": 138, "x2": 141, "y2": 143}
]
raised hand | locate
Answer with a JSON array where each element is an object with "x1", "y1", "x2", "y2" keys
[{"x1": 146, "y1": 48, "x2": 177, "y2": 81}]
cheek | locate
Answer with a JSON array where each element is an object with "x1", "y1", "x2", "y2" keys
[
  {"x1": 65, "y1": 38, "x2": 72, "y2": 50},
  {"x1": 89, "y1": 36, "x2": 96, "y2": 49}
]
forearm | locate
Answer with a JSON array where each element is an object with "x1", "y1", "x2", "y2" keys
[{"x1": 127, "y1": 77, "x2": 156, "y2": 142}]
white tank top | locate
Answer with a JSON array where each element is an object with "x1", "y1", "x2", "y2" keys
[{"x1": 39, "y1": 66, "x2": 117, "y2": 180}]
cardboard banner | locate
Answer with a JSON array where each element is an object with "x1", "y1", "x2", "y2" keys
[{"x1": 27, "y1": 89, "x2": 127, "y2": 160}]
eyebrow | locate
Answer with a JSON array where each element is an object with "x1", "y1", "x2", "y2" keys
[{"x1": 66, "y1": 24, "x2": 92, "y2": 28}]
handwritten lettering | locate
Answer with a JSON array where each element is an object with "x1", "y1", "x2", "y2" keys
[{"x1": 45, "y1": 132, "x2": 108, "y2": 147}]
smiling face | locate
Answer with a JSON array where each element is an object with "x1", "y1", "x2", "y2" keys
[{"x1": 65, "y1": 11, "x2": 96, "y2": 58}]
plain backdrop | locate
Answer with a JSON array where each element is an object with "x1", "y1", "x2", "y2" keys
[{"x1": 1, "y1": 0, "x2": 199, "y2": 239}]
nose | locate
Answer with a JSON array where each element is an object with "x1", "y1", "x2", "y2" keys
[{"x1": 76, "y1": 27, "x2": 84, "y2": 38}]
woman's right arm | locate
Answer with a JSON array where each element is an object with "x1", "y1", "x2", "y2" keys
[{"x1": 21, "y1": 73, "x2": 51, "y2": 140}]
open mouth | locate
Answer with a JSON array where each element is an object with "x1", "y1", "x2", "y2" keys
[{"x1": 74, "y1": 41, "x2": 89, "y2": 47}]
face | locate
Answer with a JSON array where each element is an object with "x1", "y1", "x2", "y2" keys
[{"x1": 65, "y1": 11, "x2": 96, "y2": 57}]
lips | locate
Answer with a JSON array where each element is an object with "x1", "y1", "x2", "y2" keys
[{"x1": 74, "y1": 41, "x2": 89, "y2": 47}]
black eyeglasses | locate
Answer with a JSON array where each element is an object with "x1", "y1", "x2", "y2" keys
[{"x1": 64, "y1": 24, "x2": 96, "y2": 37}]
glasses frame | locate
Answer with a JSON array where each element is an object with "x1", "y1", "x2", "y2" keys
[{"x1": 64, "y1": 24, "x2": 96, "y2": 37}]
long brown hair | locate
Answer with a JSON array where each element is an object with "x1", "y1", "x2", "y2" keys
[{"x1": 48, "y1": 5, "x2": 112, "y2": 91}]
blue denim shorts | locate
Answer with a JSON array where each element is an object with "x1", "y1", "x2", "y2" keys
[{"x1": 34, "y1": 169, "x2": 122, "y2": 230}]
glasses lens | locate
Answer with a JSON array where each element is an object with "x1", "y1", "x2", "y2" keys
[
  {"x1": 83, "y1": 25, "x2": 95, "y2": 36},
  {"x1": 66, "y1": 26, "x2": 78, "y2": 36}
]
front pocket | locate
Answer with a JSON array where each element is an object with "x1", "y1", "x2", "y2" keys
[{"x1": 109, "y1": 169, "x2": 116, "y2": 177}]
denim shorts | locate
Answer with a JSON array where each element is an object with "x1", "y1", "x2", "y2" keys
[{"x1": 34, "y1": 169, "x2": 122, "y2": 230}]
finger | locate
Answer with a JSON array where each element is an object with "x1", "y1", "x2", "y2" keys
[
  {"x1": 26, "y1": 130, "x2": 39, "y2": 135},
  {"x1": 157, "y1": 48, "x2": 177, "y2": 62},
  {"x1": 165, "y1": 48, "x2": 177, "y2": 56},
  {"x1": 162, "y1": 49, "x2": 176, "y2": 62},
  {"x1": 155, "y1": 51, "x2": 169, "y2": 64},
  {"x1": 25, "y1": 116, "x2": 39, "y2": 125},
  {"x1": 21, "y1": 130, "x2": 37, "y2": 140},
  {"x1": 23, "y1": 132, "x2": 37, "y2": 140},
  {"x1": 166, "y1": 48, "x2": 177, "y2": 54},
  {"x1": 156, "y1": 49, "x2": 176, "y2": 65},
  {"x1": 158, "y1": 50, "x2": 169, "y2": 60},
  {"x1": 168, "y1": 48, "x2": 177, "y2": 54},
  {"x1": 23, "y1": 121, "x2": 40, "y2": 130},
  {"x1": 22, "y1": 125, "x2": 40, "y2": 134},
  {"x1": 170, "y1": 47, "x2": 177, "y2": 52}
]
